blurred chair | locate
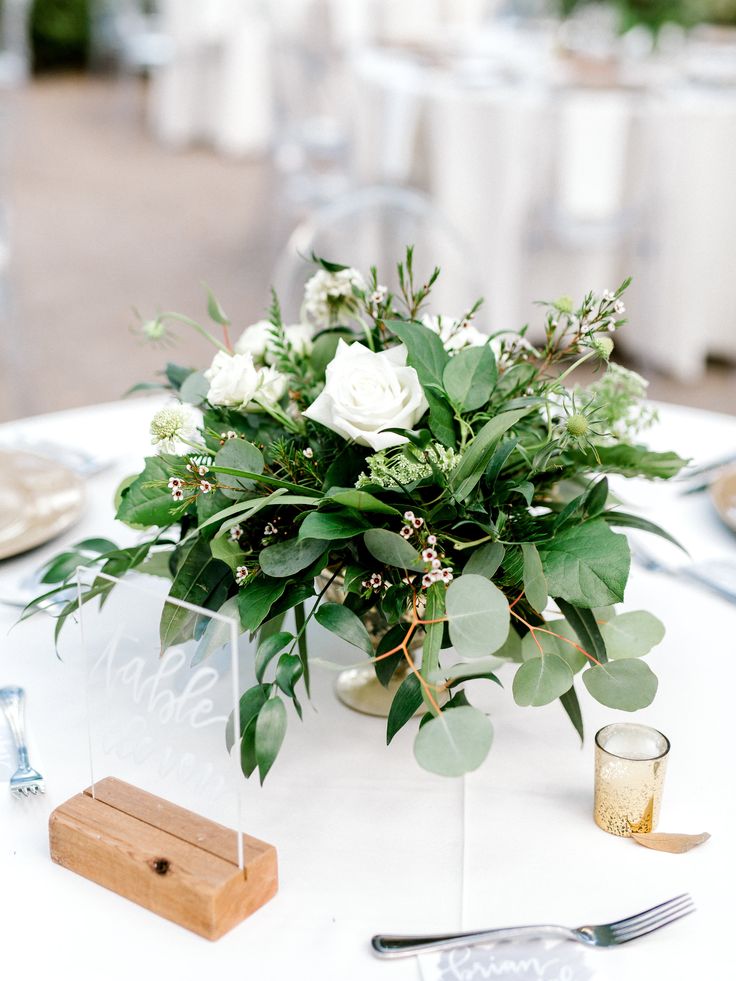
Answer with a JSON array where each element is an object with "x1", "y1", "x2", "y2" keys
[
  {"x1": 272, "y1": 184, "x2": 486, "y2": 321},
  {"x1": 0, "y1": 0, "x2": 31, "y2": 87}
]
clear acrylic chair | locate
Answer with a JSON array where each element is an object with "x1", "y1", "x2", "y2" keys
[{"x1": 271, "y1": 184, "x2": 486, "y2": 323}]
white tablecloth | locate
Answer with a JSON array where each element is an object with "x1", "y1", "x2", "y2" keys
[{"x1": 1, "y1": 396, "x2": 734, "y2": 979}]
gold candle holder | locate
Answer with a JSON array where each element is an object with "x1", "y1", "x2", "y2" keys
[{"x1": 594, "y1": 723, "x2": 670, "y2": 837}]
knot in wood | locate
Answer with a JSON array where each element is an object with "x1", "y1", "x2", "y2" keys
[{"x1": 151, "y1": 858, "x2": 170, "y2": 875}]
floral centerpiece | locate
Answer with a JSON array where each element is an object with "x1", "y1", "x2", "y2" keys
[{"x1": 32, "y1": 249, "x2": 686, "y2": 781}]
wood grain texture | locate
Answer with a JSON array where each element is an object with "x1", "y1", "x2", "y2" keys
[{"x1": 49, "y1": 778, "x2": 278, "y2": 940}]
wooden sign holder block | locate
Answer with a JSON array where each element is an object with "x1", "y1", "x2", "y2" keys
[{"x1": 49, "y1": 777, "x2": 278, "y2": 940}]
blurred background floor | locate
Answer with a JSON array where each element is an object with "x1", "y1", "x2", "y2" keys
[{"x1": 1, "y1": 72, "x2": 735, "y2": 422}]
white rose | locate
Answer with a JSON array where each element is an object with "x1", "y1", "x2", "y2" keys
[
  {"x1": 303, "y1": 340, "x2": 427, "y2": 451},
  {"x1": 421, "y1": 314, "x2": 488, "y2": 354},
  {"x1": 205, "y1": 350, "x2": 286, "y2": 410},
  {"x1": 234, "y1": 320, "x2": 313, "y2": 363}
]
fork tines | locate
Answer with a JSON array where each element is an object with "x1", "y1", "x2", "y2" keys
[{"x1": 611, "y1": 893, "x2": 695, "y2": 943}]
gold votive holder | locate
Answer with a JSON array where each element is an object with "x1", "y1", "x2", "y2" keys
[{"x1": 594, "y1": 723, "x2": 670, "y2": 837}]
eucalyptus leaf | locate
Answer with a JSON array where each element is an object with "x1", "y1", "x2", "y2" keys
[
  {"x1": 238, "y1": 577, "x2": 287, "y2": 632},
  {"x1": 179, "y1": 370, "x2": 210, "y2": 405},
  {"x1": 115, "y1": 455, "x2": 183, "y2": 529},
  {"x1": 214, "y1": 440, "x2": 264, "y2": 499},
  {"x1": 599, "y1": 611, "x2": 665, "y2": 659},
  {"x1": 324, "y1": 488, "x2": 400, "y2": 515},
  {"x1": 582, "y1": 658, "x2": 658, "y2": 710},
  {"x1": 363, "y1": 528, "x2": 426, "y2": 572},
  {"x1": 521, "y1": 542, "x2": 547, "y2": 614},
  {"x1": 520, "y1": 620, "x2": 587, "y2": 674},
  {"x1": 559, "y1": 684, "x2": 584, "y2": 745},
  {"x1": 315, "y1": 603, "x2": 374, "y2": 655},
  {"x1": 255, "y1": 631, "x2": 294, "y2": 683},
  {"x1": 512, "y1": 654, "x2": 573, "y2": 707},
  {"x1": 421, "y1": 582, "x2": 445, "y2": 713},
  {"x1": 555, "y1": 598, "x2": 608, "y2": 665},
  {"x1": 259, "y1": 537, "x2": 327, "y2": 578},
  {"x1": 298, "y1": 509, "x2": 370, "y2": 541},
  {"x1": 445, "y1": 574, "x2": 510, "y2": 657},
  {"x1": 225, "y1": 685, "x2": 267, "y2": 753},
  {"x1": 463, "y1": 541, "x2": 505, "y2": 579},
  {"x1": 413, "y1": 706, "x2": 493, "y2": 777}
]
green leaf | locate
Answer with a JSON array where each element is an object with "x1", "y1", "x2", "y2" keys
[
  {"x1": 225, "y1": 685, "x2": 267, "y2": 753},
  {"x1": 259, "y1": 537, "x2": 327, "y2": 578},
  {"x1": 493, "y1": 625, "x2": 523, "y2": 662},
  {"x1": 238, "y1": 577, "x2": 287, "y2": 632},
  {"x1": 115, "y1": 456, "x2": 182, "y2": 528},
  {"x1": 206, "y1": 287, "x2": 230, "y2": 325},
  {"x1": 560, "y1": 684, "x2": 584, "y2": 744},
  {"x1": 374, "y1": 623, "x2": 409, "y2": 687},
  {"x1": 521, "y1": 542, "x2": 547, "y2": 614},
  {"x1": 421, "y1": 582, "x2": 445, "y2": 714},
  {"x1": 210, "y1": 535, "x2": 244, "y2": 571},
  {"x1": 413, "y1": 706, "x2": 493, "y2": 777},
  {"x1": 445, "y1": 574, "x2": 510, "y2": 658},
  {"x1": 520, "y1": 620, "x2": 586, "y2": 674},
  {"x1": 214, "y1": 440, "x2": 264, "y2": 499},
  {"x1": 386, "y1": 319, "x2": 449, "y2": 392},
  {"x1": 599, "y1": 611, "x2": 665, "y2": 659},
  {"x1": 426, "y1": 389, "x2": 457, "y2": 447},
  {"x1": 570, "y1": 443, "x2": 687, "y2": 479},
  {"x1": 363, "y1": 528, "x2": 426, "y2": 572},
  {"x1": 463, "y1": 541, "x2": 505, "y2": 579},
  {"x1": 310, "y1": 329, "x2": 354, "y2": 377},
  {"x1": 240, "y1": 719, "x2": 258, "y2": 778},
  {"x1": 160, "y1": 537, "x2": 229, "y2": 651},
  {"x1": 442, "y1": 344, "x2": 496, "y2": 412},
  {"x1": 601, "y1": 510, "x2": 686, "y2": 553},
  {"x1": 255, "y1": 697, "x2": 287, "y2": 783},
  {"x1": 512, "y1": 655, "x2": 573, "y2": 707},
  {"x1": 323, "y1": 488, "x2": 399, "y2": 515},
  {"x1": 191, "y1": 596, "x2": 239, "y2": 667},
  {"x1": 196, "y1": 488, "x2": 232, "y2": 535},
  {"x1": 298, "y1": 509, "x2": 370, "y2": 541},
  {"x1": 539, "y1": 519, "x2": 630, "y2": 608},
  {"x1": 314, "y1": 603, "x2": 374, "y2": 655},
  {"x1": 275, "y1": 653, "x2": 303, "y2": 705},
  {"x1": 449, "y1": 408, "x2": 533, "y2": 502},
  {"x1": 255, "y1": 631, "x2": 294, "y2": 683},
  {"x1": 386, "y1": 671, "x2": 422, "y2": 744},
  {"x1": 179, "y1": 370, "x2": 210, "y2": 405},
  {"x1": 582, "y1": 477, "x2": 609, "y2": 517},
  {"x1": 582, "y1": 659, "x2": 658, "y2": 710},
  {"x1": 555, "y1": 598, "x2": 608, "y2": 665}
]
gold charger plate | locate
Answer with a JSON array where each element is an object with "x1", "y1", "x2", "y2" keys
[
  {"x1": 0, "y1": 450, "x2": 85, "y2": 561},
  {"x1": 711, "y1": 465, "x2": 736, "y2": 535}
]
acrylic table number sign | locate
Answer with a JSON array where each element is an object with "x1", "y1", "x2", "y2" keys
[{"x1": 48, "y1": 569, "x2": 278, "y2": 940}]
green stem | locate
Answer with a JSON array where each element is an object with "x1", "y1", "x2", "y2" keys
[
  {"x1": 209, "y1": 465, "x2": 321, "y2": 496},
  {"x1": 160, "y1": 312, "x2": 230, "y2": 353},
  {"x1": 555, "y1": 350, "x2": 594, "y2": 387}
]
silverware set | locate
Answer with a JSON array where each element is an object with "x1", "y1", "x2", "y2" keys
[{"x1": 0, "y1": 686, "x2": 45, "y2": 797}]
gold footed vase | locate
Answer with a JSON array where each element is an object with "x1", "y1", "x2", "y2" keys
[{"x1": 318, "y1": 573, "x2": 424, "y2": 718}]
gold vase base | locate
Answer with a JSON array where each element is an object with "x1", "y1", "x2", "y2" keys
[{"x1": 334, "y1": 663, "x2": 423, "y2": 718}]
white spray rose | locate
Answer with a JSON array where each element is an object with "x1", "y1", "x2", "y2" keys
[
  {"x1": 302, "y1": 267, "x2": 366, "y2": 328},
  {"x1": 234, "y1": 320, "x2": 313, "y2": 363},
  {"x1": 421, "y1": 314, "x2": 488, "y2": 354},
  {"x1": 303, "y1": 340, "x2": 427, "y2": 451},
  {"x1": 205, "y1": 350, "x2": 286, "y2": 411}
]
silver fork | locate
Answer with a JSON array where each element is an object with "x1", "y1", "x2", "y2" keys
[
  {"x1": 371, "y1": 893, "x2": 694, "y2": 958},
  {"x1": 0, "y1": 687, "x2": 46, "y2": 798}
]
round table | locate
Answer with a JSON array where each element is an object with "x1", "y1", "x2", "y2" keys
[{"x1": 0, "y1": 396, "x2": 733, "y2": 979}]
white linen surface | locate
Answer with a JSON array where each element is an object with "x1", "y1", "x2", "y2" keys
[{"x1": 0, "y1": 396, "x2": 733, "y2": 979}]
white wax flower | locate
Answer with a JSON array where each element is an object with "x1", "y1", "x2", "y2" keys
[
  {"x1": 303, "y1": 340, "x2": 427, "y2": 451},
  {"x1": 150, "y1": 403, "x2": 197, "y2": 454},
  {"x1": 205, "y1": 350, "x2": 286, "y2": 411},
  {"x1": 421, "y1": 314, "x2": 488, "y2": 354},
  {"x1": 302, "y1": 267, "x2": 366, "y2": 328},
  {"x1": 234, "y1": 320, "x2": 314, "y2": 363}
]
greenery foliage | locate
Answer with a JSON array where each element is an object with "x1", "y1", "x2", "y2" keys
[{"x1": 29, "y1": 248, "x2": 686, "y2": 781}]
